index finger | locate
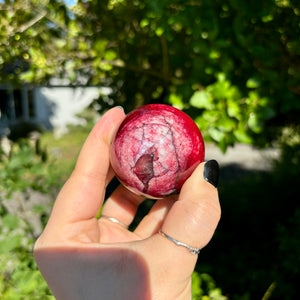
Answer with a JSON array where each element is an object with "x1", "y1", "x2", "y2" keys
[{"x1": 46, "y1": 107, "x2": 125, "y2": 227}]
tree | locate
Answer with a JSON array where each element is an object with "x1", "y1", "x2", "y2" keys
[
  {"x1": 0, "y1": 0, "x2": 73, "y2": 85},
  {"x1": 1, "y1": 0, "x2": 299, "y2": 151}
]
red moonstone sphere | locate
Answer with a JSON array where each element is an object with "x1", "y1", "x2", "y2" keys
[{"x1": 110, "y1": 104, "x2": 205, "y2": 198}]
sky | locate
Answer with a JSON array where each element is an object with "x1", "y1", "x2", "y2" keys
[{"x1": 64, "y1": 0, "x2": 77, "y2": 6}]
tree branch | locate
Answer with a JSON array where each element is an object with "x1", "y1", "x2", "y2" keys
[{"x1": 17, "y1": 11, "x2": 47, "y2": 34}]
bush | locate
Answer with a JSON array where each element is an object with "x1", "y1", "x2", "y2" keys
[
  {"x1": 0, "y1": 138, "x2": 58, "y2": 299},
  {"x1": 192, "y1": 272, "x2": 227, "y2": 300},
  {"x1": 197, "y1": 132, "x2": 300, "y2": 299}
]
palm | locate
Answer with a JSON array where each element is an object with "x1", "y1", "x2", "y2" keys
[
  {"x1": 72, "y1": 217, "x2": 139, "y2": 244},
  {"x1": 63, "y1": 187, "x2": 176, "y2": 246}
]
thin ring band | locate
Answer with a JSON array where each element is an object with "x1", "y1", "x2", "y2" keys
[
  {"x1": 158, "y1": 230, "x2": 201, "y2": 255},
  {"x1": 99, "y1": 215, "x2": 128, "y2": 229}
]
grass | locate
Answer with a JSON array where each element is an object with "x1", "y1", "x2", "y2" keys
[{"x1": 39, "y1": 118, "x2": 96, "y2": 184}]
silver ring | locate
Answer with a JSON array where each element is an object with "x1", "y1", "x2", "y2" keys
[
  {"x1": 99, "y1": 215, "x2": 128, "y2": 229},
  {"x1": 158, "y1": 230, "x2": 200, "y2": 255}
]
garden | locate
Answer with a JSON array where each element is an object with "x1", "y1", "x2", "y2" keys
[{"x1": 1, "y1": 0, "x2": 299, "y2": 299}]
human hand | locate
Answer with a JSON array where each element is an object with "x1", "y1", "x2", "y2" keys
[{"x1": 34, "y1": 107, "x2": 221, "y2": 300}]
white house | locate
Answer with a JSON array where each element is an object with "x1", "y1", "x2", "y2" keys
[{"x1": 0, "y1": 84, "x2": 108, "y2": 137}]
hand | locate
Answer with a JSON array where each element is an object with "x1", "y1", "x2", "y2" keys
[{"x1": 34, "y1": 107, "x2": 221, "y2": 300}]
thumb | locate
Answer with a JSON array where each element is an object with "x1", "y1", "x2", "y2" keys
[{"x1": 160, "y1": 160, "x2": 221, "y2": 253}]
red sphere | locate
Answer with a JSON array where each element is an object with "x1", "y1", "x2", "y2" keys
[{"x1": 110, "y1": 104, "x2": 205, "y2": 198}]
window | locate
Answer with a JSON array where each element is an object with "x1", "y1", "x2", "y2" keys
[
  {"x1": 0, "y1": 86, "x2": 35, "y2": 124},
  {"x1": 0, "y1": 89, "x2": 14, "y2": 121}
]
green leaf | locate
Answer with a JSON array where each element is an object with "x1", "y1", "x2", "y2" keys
[
  {"x1": 209, "y1": 80, "x2": 231, "y2": 99},
  {"x1": 104, "y1": 50, "x2": 117, "y2": 61},
  {"x1": 246, "y1": 77, "x2": 261, "y2": 88},
  {"x1": 1, "y1": 214, "x2": 19, "y2": 230},
  {"x1": 33, "y1": 204, "x2": 47, "y2": 214},
  {"x1": 55, "y1": 39, "x2": 67, "y2": 49},
  {"x1": 11, "y1": 270, "x2": 41, "y2": 294},
  {"x1": 140, "y1": 19, "x2": 149, "y2": 28},
  {"x1": 190, "y1": 91, "x2": 213, "y2": 109},
  {"x1": 248, "y1": 113, "x2": 263, "y2": 133},
  {"x1": 192, "y1": 271, "x2": 203, "y2": 298},
  {"x1": 20, "y1": 70, "x2": 35, "y2": 82},
  {"x1": 227, "y1": 99, "x2": 242, "y2": 119},
  {"x1": 169, "y1": 94, "x2": 185, "y2": 110},
  {"x1": 155, "y1": 27, "x2": 164, "y2": 36},
  {"x1": 194, "y1": 115, "x2": 209, "y2": 130},
  {"x1": 202, "y1": 110, "x2": 219, "y2": 122},
  {"x1": 218, "y1": 137, "x2": 228, "y2": 153},
  {"x1": 234, "y1": 128, "x2": 252, "y2": 144},
  {"x1": 99, "y1": 62, "x2": 113, "y2": 71},
  {"x1": 215, "y1": 116, "x2": 236, "y2": 132},
  {"x1": 208, "y1": 127, "x2": 226, "y2": 142},
  {"x1": 209, "y1": 49, "x2": 220, "y2": 59},
  {"x1": 209, "y1": 288, "x2": 228, "y2": 300},
  {"x1": 0, "y1": 235, "x2": 22, "y2": 253},
  {"x1": 93, "y1": 39, "x2": 108, "y2": 55},
  {"x1": 217, "y1": 73, "x2": 226, "y2": 82},
  {"x1": 68, "y1": 71, "x2": 76, "y2": 82},
  {"x1": 68, "y1": 20, "x2": 80, "y2": 36}
]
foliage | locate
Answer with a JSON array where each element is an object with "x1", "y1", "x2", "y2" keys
[
  {"x1": 0, "y1": 1, "x2": 299, "y2": 296},
  {"x1": 189, "y1": 73, "x2": 275, "y2": 152},
  {"x1": 0, "y1": 119, "x2": 95, "y2": 298},
  {"x1": 0, "y1": 139, "x2": 58, "y2": 299},
  {"x1": 1, "y1": 0, "x2": 299, "y2": 151},
  {"x1": 198, "y1": 131, "x2": 300, "y2": 299},
  {"x1": 192, "y1": 272, "x2": 227, "y2": 300},
  {"x1": 0, "y1": 139, "x2": 56, "y2": 195},
  {"x1": 39, "y1": 110, "x2": 96, "y2": 181},
  {"x1": 0, "y1": 0, "x2": 72, "y2": 85},
  {"x1": 0, "y1": 219, "x2": 54, "y2": 299}
]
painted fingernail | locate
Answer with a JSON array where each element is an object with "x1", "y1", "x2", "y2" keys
[{"x1": 204, "y1": 160, "x2": 219, "y2": 188}]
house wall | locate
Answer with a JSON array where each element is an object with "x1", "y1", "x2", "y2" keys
[
  {"x1": 34, "y1": 86, "x2": 102, "y2": 133},
  {"x1": 0, "y1": 85, "x2": 105, "y2": 137}
]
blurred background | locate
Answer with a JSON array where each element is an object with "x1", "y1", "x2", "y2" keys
[{"x1": 0, "y1": 0, "x2": 299, "y2": 299}]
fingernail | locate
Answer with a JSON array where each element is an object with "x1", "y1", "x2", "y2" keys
[
  {"x1": 116, "y1": 106, "x2": 124, "y2": 112},
  {"x1": 204, "y1": 160, "x2": 219, "y2": 188}
]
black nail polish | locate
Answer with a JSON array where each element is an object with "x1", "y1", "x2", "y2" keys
[{"x1": 204, "y1": 160, "x2": 219, "y2": 188}]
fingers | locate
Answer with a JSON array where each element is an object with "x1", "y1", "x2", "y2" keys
[
  {"x1": 46, "y1": 107, "x2": 126, "y2": 226},
  {"x1": 100, "y1": 185, "x2": 145, "y2": 228},
  {"x1": 134, "y1": 196, "x2": 176, "y2": 238},
  {"x1": 153, "y1": 160, "x2": 221, "y2": 261},
  {"x1": 161, "y1": 160, "x2": 220, "y2": 249}
]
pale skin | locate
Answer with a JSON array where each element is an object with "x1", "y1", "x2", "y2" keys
[{"x1": 34, "y1": 107, "x2": 221, "y2": 300}]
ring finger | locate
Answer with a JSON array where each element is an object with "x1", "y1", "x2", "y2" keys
[{"x1": 100, "y1": 184, "x2": 146, "y2": 229}]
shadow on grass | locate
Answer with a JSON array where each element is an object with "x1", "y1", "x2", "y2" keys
[{"x1": 198, "y1": 160, "x2": 300, "y2": 300}]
